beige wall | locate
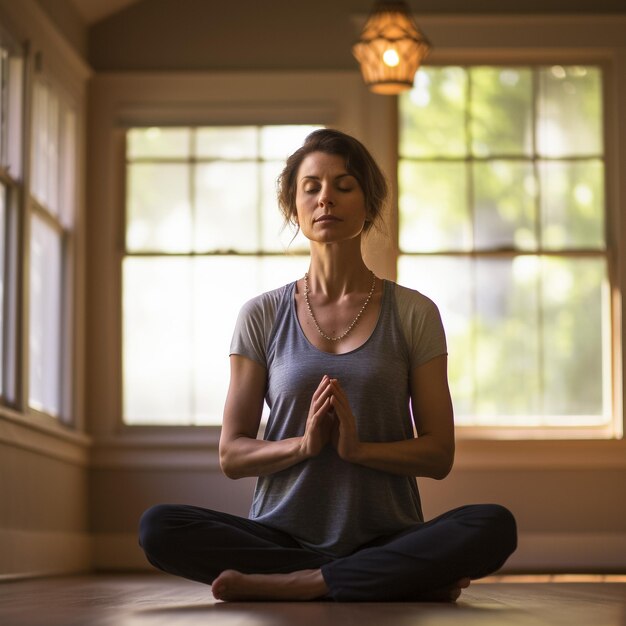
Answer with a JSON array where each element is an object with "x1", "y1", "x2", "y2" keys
[
  {"x1": 85, "y1": 17, "x2": 626, "y2": 569},
  {"x1": 2, "y1": 0, "x2": 626, "y2": 580},
  {"x1": 0, "y1": 441, "x2": 91, "y2": 578},
  {"x1": 0, "y1": 0, "x2": 91, "y2": 579},
  {"x1": 1, "y1": 444, "x2": 88, "y2": 533},
  {"x1": 34, "y1": 0, "x2": 87, "y2": 58},
  {"x1": 90, "y1": 465, "x2": 626, "y2": 572}
]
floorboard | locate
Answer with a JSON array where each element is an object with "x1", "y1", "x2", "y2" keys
[{"x1": 1, "y1": 574, "x2": 624, "y2": 626}]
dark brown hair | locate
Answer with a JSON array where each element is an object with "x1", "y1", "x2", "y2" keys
[{"x1": 277, "y1": 128, "x2": 388, "y2": 233}]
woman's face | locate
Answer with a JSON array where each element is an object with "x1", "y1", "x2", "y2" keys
[{"x1": 294, "y1": 151, "x2": 367, "y2": 245}]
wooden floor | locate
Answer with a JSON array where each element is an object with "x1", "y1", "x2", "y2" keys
[{"x1": 1, "y1": 573, "x2": 625, "y2": 626}]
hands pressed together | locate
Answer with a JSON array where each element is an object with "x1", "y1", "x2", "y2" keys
[
  {"x1": 221, "y1": 354, "x2": 453, "y2": 480},
  {"x1": 300, "y1": 375, "x2": 361, "y2": 463}
]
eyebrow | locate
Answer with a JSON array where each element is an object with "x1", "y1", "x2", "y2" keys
[{"x1": 300, "y1": 173, "x2": 353, "y2": 182}]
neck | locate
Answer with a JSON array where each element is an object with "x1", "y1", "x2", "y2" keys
[{"x1": 306, "y1": 239, "x2": 371, "y2": 299}]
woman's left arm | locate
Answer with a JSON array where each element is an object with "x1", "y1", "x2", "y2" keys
[{"x1": 331, "y1": 354, "x2": 455, "y2": 479}]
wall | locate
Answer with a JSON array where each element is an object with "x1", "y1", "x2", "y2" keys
[
  {"x1": 86, "y1": 9, "x2": 626, "y2": 573},
  {"x1": 90, "y1": 463, "x2": 626, "y2": 572},
  {"x1": 0, "y1": 437, "x2": 91, "y2": 578},
  {"x1": 0, "y1": 0, "x2": 91, "y2": 579},
  {"x1": 34, "y1": 0, "x2": 88, "y2": 58},
  {"x1": 2, "y1": 0, "x2": 626, "y2": 580}
]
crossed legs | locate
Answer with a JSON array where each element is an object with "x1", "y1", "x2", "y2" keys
[{"x1": 139, "y1": 503, "x2": 517, "y2": 602}]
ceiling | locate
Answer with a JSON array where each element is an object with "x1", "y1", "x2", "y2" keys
[{"x1": 68, "y1": 0, "x2": 141, "y2": 24}]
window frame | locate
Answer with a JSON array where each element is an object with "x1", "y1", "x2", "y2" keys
[
  {"x1": 121, "y1": 124, "x2": 321, "y2": 426},
  {"x1": 397, "y1": 61, "x2": 617, "y2": 439},
  {"x1": 88, "y1": 70, "x2": 391, "y2": 459},
  {"x1": 26, "y1": 73, "x2": 79, "y2": 424},
  {"x1": 0, "y1": 27, "x2": 23, "y2": 410},
  {"x1": 0, "y1": 0, "x2": 91, "y2": 469},
  {"x1": 399, "y1": 15, "x2": 626, "y2": 457}
]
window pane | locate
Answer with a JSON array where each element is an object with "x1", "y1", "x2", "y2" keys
[
  {"x1": 123, "y1": 257, "x2": 194, "y2": 425},
  {"x1": 399, "y1": 161, "x2": 470, "y2": 252},
  {"x1": 127, "y1": 128, "x2": 191, "y2": 159},
  {"x1": 123, "y1": 124, "x2": 323, "y2": 425},
  {"x1": 60, "y1": 108, "x2": 76, "y2": 229},
  {"x1": 0, "y1": 49, "x2": 6, "y2": 165},
  {"x1": 193, "y1": 255, "x2": 308, "y2": 425},
  {"x1": 475, "y1": 257, "x2": 541, "y2": 423},
  {"x1": 31, "y1": 84, "x2": 60, "y2": 213},
  {"x1": 29, "y1": 214, "x2": 62, "y2": 416},
  {"x1": 470, "y1": 67, "x2": 533, "y2": 157},
  {"x1": 196, "y1": 127, "x2": 257, "y2": 159},
  {"x1": 537, "y1": 66, "x2": 602, "y2": 157},
  {"x1": 400, "y1": 67, "x2": 467, "y2": 158},
  {"x1": 123, "y1": 255, "x2": 308, "y2": 425},
  {"x1": 540, "y1": 160, "x2": 604, "y2": 250},
  {"x1": 398, "y1": 256, "x2": 473, "y2": 418},
  {"x1": 126, "y1": 163, "x2": 192, "y2": 252},
  {"x1": 194, "y1": 162, "x2": 258, "y2": 252},
  {"x1": 473, "y1": 160, "x2": 537, "y2": 250},
  {"x1": 45, "y1": 90, "x2": 59, "y2": 215},
  {"x1": 0, "y1": 183, "x2": 4, "y2": 395},
  {"x1": 260, "y1": 125, "x2": 321, "y2": 160},
  {"x1": 398, "y1": 64, "x2": 610, "y2": 434},
  {"x1": 541, "y1": 257, "x2": 609, "y2": 423},
  {"x1": 2, "y1": 185, "x2": 16, "y2": 404},
  {"x1": 31, "y1": 82, "x2": 47, "y2": 207},
  {"x1": 7, "y1": 56, "x2": 24, "y2": 179}
]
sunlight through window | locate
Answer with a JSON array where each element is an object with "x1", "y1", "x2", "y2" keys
[
  {"x1": 123, "y1": 125, "x2": 319, "y2": 425},
  {"x1": 399, "y1": 65, "x2": 613, "y2": 435}
]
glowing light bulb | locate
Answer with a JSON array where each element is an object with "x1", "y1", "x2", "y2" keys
[{"x1": 382, "y1": 48, "x2": 400, "y2": 67}]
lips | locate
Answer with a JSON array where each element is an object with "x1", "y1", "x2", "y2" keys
[{"x1": 314, "y1": 215, "x2": 342, "y2": 223}]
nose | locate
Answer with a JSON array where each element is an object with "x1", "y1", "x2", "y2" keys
[{"x1": 318, "y1": 187, "x2": 335, "y2": 208}]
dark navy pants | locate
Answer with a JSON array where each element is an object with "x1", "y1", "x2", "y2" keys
[{"x1": 139, "y1": 503, "x2": 517, "y2": 601}]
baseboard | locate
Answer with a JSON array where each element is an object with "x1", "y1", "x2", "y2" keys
[
  {"x1": 0, "y1": 529, "x2": 92, "y2": 580},
  {"x1": 91, "y1": 531, "x2": 626, "y2": 573}
]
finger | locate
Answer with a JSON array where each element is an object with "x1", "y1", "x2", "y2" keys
[
  {"x1": 329, "y1": 396, "x2": 349, "y2": 425},
  {"x1": 311, "y1": 375, "x2": 330, "y2": 402},
  {"x1": 329, "y1": 381, "x2": 350, "y2": 412},
  {"x1": 329, "y1": 378, "x2": 347, "y2": 400},
  {"x1": 311, "y1": 396, "x2": 332, "y2": 421},
  {"x1": 310, "y1": 382, "x2": 331, "y2": 413},
  {"x1": 312, "y1": 385, "x2": 333, "y2": 413}
]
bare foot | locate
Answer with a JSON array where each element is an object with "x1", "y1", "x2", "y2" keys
[
  {"x1": 419, "y1": 577, "x2": 471, "y2": 602},
  {"x1": 211, "y1": 569, "x2": 329, "y2": 602}
]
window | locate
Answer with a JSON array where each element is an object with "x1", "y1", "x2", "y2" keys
[
  {"x1": 29, "y1": 79, "x2": 76, "y2": 418},
  {"x1": 0, "y1": 35, "x2": 22, "y2": 406},
  {"x1": 123, "y1": 125, "x2": 319, "y2": 425},
  {"x1": 398, "y1": 65, "x2": 614, "y2": 436}
]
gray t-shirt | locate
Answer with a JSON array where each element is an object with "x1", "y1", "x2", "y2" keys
[{"x1": 229, "y1": 279, "x2": 447, "y2": 557}]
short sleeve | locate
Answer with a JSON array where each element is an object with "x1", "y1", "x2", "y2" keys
[
  {"x1": 229, "y1": 285, "x2": 286, "y2": 368},
  {"x1": 393, "y1": 283, "x2": 448, "y2": 369}
]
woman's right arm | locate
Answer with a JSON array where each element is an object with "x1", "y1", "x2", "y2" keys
[{"x1": 219, "y1": 355, "x2": 333, "y2": 479}]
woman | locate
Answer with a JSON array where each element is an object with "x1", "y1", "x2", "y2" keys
[{"x1": 139, "y1": 129, "x2": 517, "y2": 602}]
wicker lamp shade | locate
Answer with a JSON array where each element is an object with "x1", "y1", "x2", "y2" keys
[{"x1": 353, "y1": 1, "x2": 432, "y2": 95}]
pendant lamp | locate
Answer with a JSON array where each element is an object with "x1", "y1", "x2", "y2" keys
[{"x1": 353, "y1": 1, "x2": 432, "y2": 95}]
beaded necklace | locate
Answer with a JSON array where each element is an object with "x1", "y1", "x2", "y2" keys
[{"x1": 303, "y1": 271, "x2": 376, "y2": 342}]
